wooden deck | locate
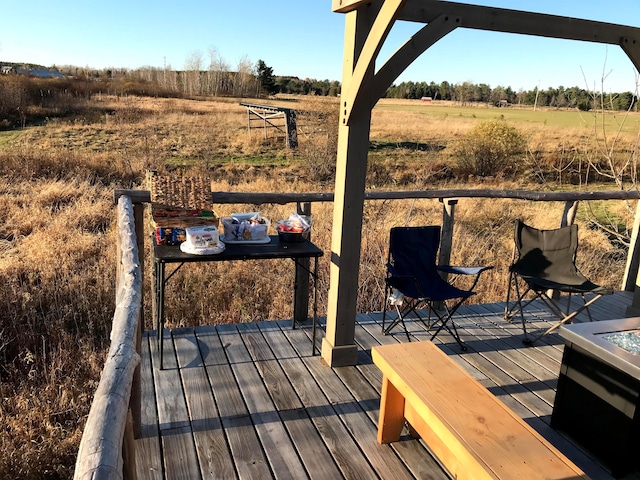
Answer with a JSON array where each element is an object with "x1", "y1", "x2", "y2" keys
[{"x1": 135, "y1": 291, "x2": 640, "y2": 480}]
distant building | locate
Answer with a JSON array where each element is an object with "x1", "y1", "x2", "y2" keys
[
  {"x1": 421, "y1": 96, "x2": 433, "y2": 102},
  {"x1": 1, "y1": 66, "x2": 63, "y2": 78}
]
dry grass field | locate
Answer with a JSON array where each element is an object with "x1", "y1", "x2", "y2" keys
[{"x1": 0, "y1": 94, "x2": 638, "y2": 478}]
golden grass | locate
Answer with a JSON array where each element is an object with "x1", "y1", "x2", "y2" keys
[{"x1": 0, "y1": 94, "x2": 636, "y2": 478}]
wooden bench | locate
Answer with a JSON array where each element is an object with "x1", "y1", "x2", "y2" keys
[{"x1": 371, "y1": 341, "x2": 588, "y2": 480}]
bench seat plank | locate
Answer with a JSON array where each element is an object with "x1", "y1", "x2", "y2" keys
[{"x1": 372, "y1": 341, "x2": 588, "y2": 480}]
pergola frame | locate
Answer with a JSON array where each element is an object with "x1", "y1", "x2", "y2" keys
[{"x1": 322, "y1": 0, "x2": 640, "y2": 367}]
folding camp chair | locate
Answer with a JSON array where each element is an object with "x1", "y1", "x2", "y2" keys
[
  {"x1": 504, "y1": 220, "x2": 613, "y2": 345},
  {"x1": 381, "y1": 226, "x2": 493, "y2": 350}
]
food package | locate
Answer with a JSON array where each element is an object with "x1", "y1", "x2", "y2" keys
[
  {"x1": 221, "y1": 213, "x2": 270, "y2": 241},
  {"x1": 276, "y1": 213, "x2": 312, "y2": 242},
  {"x1": 184, "y1": 225, "x2": 220, "y2": 249},
  {"x1": 276, "y1": 213, "x2": 312, "y2": 233},
  {"x1": 155, "y1": 227, "x2": 186, "y2": 246}
]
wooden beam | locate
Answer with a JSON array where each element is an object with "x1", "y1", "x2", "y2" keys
[
  {"x1": 399, "y1": 0, "x2": 639, "y2": 45},
  {"x1": 371, "y1": 13, "x2": 458, "y2": 109},
  {"x1": 342, "y1": 0, "x2": 407, "y2": 125},
  {"x1": 621, "y1": 37, "x2": 640, "y2": 77},
  {"x1": 332, "y1": 0, "x2": 372, "y2": 14}
]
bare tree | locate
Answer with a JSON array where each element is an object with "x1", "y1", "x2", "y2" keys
[
  {"x1": 207, "y1": 46, "x2": 230, "y2": 96},
  {"x1": 184, "y1": 50, "x2": 203, "y2": 96},
  {"x1": 581, "y1": 66, "x2": 640, "y2": 246},
  {"x1": 234, "y1": 55, "x2": 256, "y2": 97}
]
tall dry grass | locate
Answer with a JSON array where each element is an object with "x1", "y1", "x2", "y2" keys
[{"x1": 0, "y1": 94, "x2": 635, "y2": 478}]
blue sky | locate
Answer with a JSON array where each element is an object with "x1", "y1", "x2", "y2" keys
[{"x1": 2, "y1": 1, "x2": 640, "y2": 93}]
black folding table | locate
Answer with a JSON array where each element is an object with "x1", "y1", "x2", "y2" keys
[{"x1": 153, "y1": 235, "x2": 323, "y2": 368}]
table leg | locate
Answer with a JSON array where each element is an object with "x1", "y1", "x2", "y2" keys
[
  {"x1": 292, "y1": 258, "x2": 298, "y2": 330},
  {"x1": 157, "y1": 262, "x2": 165, "y2": 370},
  {"x1": 312, "y1": 256, "x2": 318, "y2": 356}
]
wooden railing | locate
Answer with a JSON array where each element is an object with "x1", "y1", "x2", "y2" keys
[
  {"x1": 74, "y1": 195, "x2": 143, "y2": 480},
  {"x1": 76, "y1": 187, "x2": 640, "y2": 478}
]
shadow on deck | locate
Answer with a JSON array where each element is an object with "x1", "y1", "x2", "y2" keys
[{"x1": 135, "y1": 291, "x2": 640, "y2": 479}]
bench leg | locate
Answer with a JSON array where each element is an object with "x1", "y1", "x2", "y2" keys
[{"x1": 377, "y1": 376, "x2": 405, "y2": 444}]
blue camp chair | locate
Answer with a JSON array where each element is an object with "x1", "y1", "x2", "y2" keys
[{"x1": 381, "y1": 226, "x2": 493, "y2": 350}]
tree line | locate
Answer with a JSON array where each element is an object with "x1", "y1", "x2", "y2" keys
[
  {"x1": 2, "y1": 53, "x2": 636, "y2": 113},
  {"x1": 385, "y1": 80, "x2": 637, "y2": 111},
  {"x1": 70, "y1": 60, "x2": 639, "y2": 111}
]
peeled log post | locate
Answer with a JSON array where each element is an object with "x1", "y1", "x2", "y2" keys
[
  {"x1": 438, "y1": 198, "x2": 457, "y2": 274},
  {"x1": 560, "y1": 200, "x2": 579, "y2": 227},
  {"x1": 74, "y1": 196, "x2": 142, "y2": 479}
]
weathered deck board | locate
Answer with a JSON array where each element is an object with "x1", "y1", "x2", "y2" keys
[
  {"x1": 173, "y1": 329, "x2": 236, "y2": 478},
  {"x1": 136, "y1": 332, "x2": 162, "y2": 480},
  {"x1": 136, "y1": 293, "x2": 640, "y2": 480},
  {"x1": 259, "y1": 321, "x2": 381, "y2": 479},
  {"x1": 197, "y1": 325, "x2": 272, "y2": 480}
]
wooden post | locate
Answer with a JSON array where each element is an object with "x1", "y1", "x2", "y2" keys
[
  {"x1": 294, "y1": 202, "x2": 312, "y2": 324},
  {"x1": 438, "y1": 198, "x2": 458, "y2": 273},
  {"x1": 322, "y1": 4, "x2": 379, "y2": 368},
  {"x1": 623, "y1": 200, "x2": 640, "y2": 292},
  {"x1": 625, "y1": 201, "x2": 640, "y2": 316},
  {"x1": 323, "y1": 0, "x2": 407, "y2": 367},
  {"x1": 549, "y1": 200, "x2": 579, "y2": 300},
  {"x1": 285, "y1": 110, "x2": 298, "y2": 148},
  {"x1": 560, "y1": 200, "x2": 579, "y2": 227},
  {"x1": 131, "y1": 203, "x2": 144, "y2": 438},
  {"x1": 435, "y1": 198, "x2": 457, "y2": 310},
  {"x1": 122, "y1": 410, "x2": 137, "y2": 480}
]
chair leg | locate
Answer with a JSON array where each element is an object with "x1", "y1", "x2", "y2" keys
[
  {"x1": 582, "y1": 294, "x2": 595, "y2": 322},
  {"x1": 425, "y1": 301, "x2": 468, "y2": 351},
  {"x1": 393, "y1": 304, "x2": 411, "y2": 342},
  {"x1": 523, "y1": 292, "x2": 604, "y2": 346},
  {"x1": 381, "y1": 282, "x2": 390, "y2": 334},
  {"x1": 504, "y1": 276, "x2": 535, "y2": 322},
  {"x1": 504, "y1": 271, "x2": 514, "y2": 320},
  {"x1": 382, "y1": 301, "x2": 413, "y2": 342}
]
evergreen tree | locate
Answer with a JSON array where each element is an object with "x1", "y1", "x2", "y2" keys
[{"x1": 256, "y1": 59, "x2": 277, "y2": 95}]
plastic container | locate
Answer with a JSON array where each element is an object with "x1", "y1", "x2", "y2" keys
[
  {"x1": 277, "y1": 229, "x2": 310, "y2": 243},
  {"x1": 221, "y1": 213, "x2": 270, "y2": 242},
  {"x1": 276, "y1": 214, "x2": 311, "y2": 242}
]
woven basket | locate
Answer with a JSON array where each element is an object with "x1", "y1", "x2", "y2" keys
[
  {"x1": 148, "y1": 172, "x2": 212, "y2": 210},
  {"x1": 152, "y1": 212, "x2": 219, "y2": 228},
  {"x1": 147, "y1": 171, "x2": 218, "y2": 230}
]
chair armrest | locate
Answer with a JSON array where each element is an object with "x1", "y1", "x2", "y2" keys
[{"x1": 437, "y1": 265, "x2": 493, "y2": 276}]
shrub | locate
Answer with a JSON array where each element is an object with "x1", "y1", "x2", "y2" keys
[
  {"x1": 297, "y1": 99, "x2": 340, "y2": 183},
  {"x1": 453, "y1": 120, "x2": 527, "y2": 177}
]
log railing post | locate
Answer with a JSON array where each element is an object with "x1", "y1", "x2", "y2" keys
[
  {"x1": 294, "y1": 202, "x2": 312, "y2": 325},
  {"x1": 560, "y1": 200, "x2": 579, "y2": 227},
  {"x1": 551, "y1": 200, "x2": 580, "y2": 299},
  {"x1": 623, "y1": 200, "x2": 640, "y2": 293},
  {"x1": 435, "y1": 198, "x2": 457, "y2": 310},
  {"x1": 123, "y1": 410, "x2": 137, "y2": 480},
  {"x1": 131, "y1": 203, "x2": 144, "y2": 439},
  {"x1": 438, "y1": 198, "x2": 458, "y2": 274}
]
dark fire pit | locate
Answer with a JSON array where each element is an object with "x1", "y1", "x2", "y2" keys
[{"x1": 552, "y1": 317, "x2": 640, "y2": 478}]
